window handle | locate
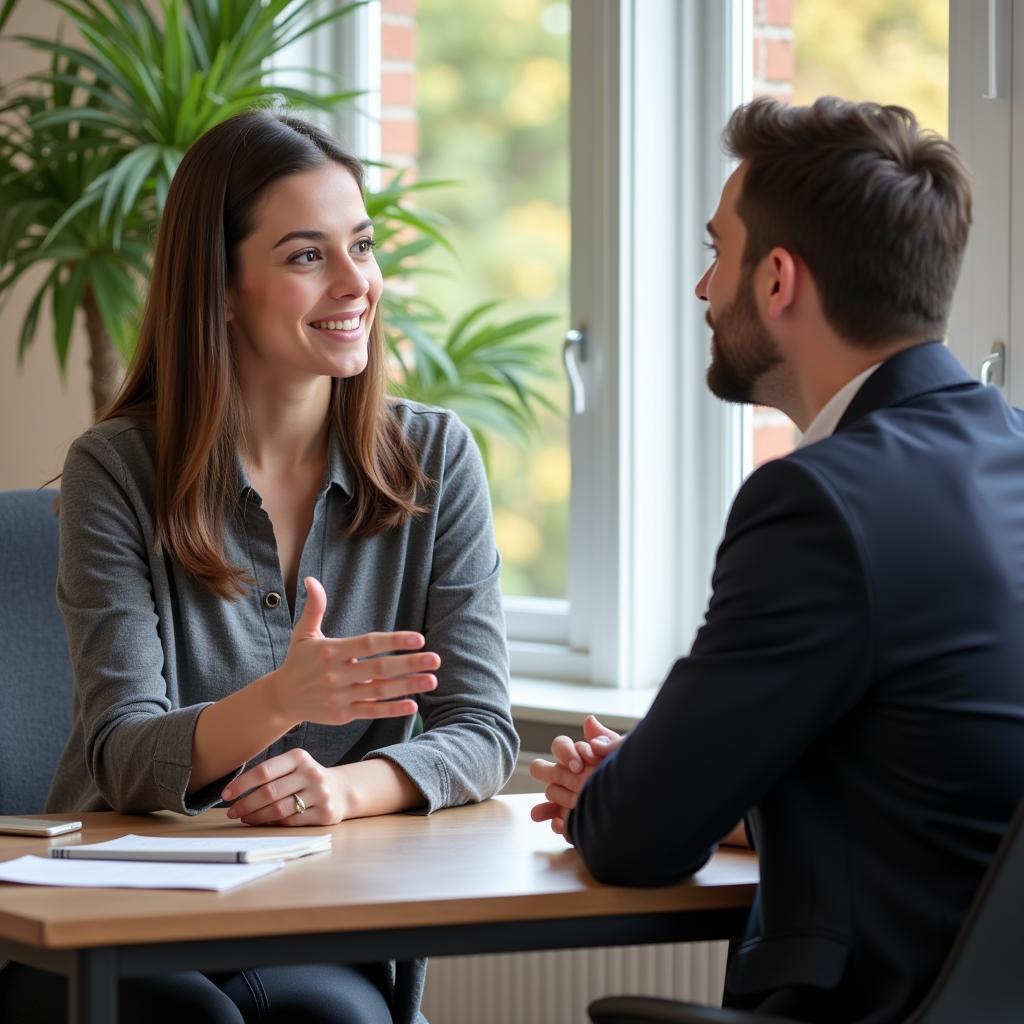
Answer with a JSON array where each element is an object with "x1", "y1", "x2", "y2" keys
[
  {"x1": 984, "y1": 0, "x2": 1006, "y2": 99},
  {"x1": 562, "y1": 327, "x2": 587, "y2": 415},
  {"x1": 980, "y1": 341, "x2": 1006, "y2": 388}
]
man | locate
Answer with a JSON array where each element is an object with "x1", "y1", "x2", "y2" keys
[{"x1": 531, "y1": 97, "x2": 1024, "y2": 1024}]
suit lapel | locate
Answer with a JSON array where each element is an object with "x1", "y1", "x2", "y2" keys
[{"x1": 835, "y1": 341, "x2": 976, "y2": 433}]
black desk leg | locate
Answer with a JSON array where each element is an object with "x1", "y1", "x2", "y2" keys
[{"x1": 69, "y1": 948, "x2": 118, "y2": 1024}]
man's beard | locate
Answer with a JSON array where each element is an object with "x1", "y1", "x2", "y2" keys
[{"x1": 705, "y1": 267, "x2": 782, "y2": 404}]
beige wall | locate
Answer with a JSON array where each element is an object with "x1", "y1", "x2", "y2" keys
[{"x1": 1, "y1": 3, "x2": 94, "y2": 490}]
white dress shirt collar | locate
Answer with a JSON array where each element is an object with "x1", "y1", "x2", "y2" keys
[{"x1": 797, "y1": 362, "x2": 884, "y2": 448}]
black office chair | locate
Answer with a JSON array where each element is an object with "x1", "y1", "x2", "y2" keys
[
  {"x1": 0, "y1": 489, "x2": 74, "y2": 813},
  {"x1": 589, "y1": 796, "x2": 1024, "y2": 1024}
]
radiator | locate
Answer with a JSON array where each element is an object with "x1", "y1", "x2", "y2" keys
[
  {"x1": 420, "y1": 941, "x2": 728, "y2": 1024},
  {"x1": 422, "y1": 755, "x2": 729, "y2": 1023}
]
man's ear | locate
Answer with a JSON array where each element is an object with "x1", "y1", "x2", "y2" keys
[{"x1": 762, "y1": 247, "x2": 798, "y2": 321}]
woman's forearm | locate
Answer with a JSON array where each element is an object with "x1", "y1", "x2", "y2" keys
[
  {"x1": 333, "y1": 757, "x2": 426, "y2": 818},
  {"x1": 189, "y1": 671, "x2": 294, "y2": 793}
]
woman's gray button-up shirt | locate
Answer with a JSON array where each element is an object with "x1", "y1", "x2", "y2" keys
[{"x1": 47, "y1": 400, "x2": 517, "y2": 818}]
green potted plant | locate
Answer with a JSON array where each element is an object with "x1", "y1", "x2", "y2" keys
[{"x1": 0, "y1": 0, "x2": 554, "y2": 454}]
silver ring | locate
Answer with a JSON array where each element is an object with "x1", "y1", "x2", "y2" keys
[{"x1": 292, "y1": 793, "x2": 307, "y2": 816}]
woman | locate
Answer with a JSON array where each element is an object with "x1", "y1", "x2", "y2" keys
[{"x1": 0, "y1": 111, "x2": 517, "y2": 1023}]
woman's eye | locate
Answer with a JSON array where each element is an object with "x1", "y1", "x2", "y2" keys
[
  {"x1": 353, "y1": 237, "x2": 377, "y2": 256},
  {"x1": 702, "y1": 241, "x2": 717, "y2": 256},
  {"x1": 290, "y1": 248, "x2": 321, "y2": 265}
]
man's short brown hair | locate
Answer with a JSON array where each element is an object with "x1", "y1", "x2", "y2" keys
[{"x1": 722, "y1": 96, "x2": 973, "y2": 347}]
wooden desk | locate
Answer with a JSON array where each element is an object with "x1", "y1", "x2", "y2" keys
[{"x1": 0, "y1": 794, "x2": 758, "y2": 1024}]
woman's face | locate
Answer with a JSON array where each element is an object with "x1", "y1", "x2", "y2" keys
[{"x1": 226, "y1": 162, "x2": 382, "y2": 387}]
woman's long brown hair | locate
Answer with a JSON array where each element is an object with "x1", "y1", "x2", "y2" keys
[{"x1": 103, "y1": 111, "x2": 426, "y2": 598}]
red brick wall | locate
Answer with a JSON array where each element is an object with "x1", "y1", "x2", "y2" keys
[
  {"x1": 751, "y1": 0, "x2": 797, "y2": 465},
  {"x1": 381, "y1": 0, "x2": 418, "y2": 171}
]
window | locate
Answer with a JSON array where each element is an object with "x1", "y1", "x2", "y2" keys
[{"x1": 292, "y1": 0, "x2": 1019, "y2": 695}]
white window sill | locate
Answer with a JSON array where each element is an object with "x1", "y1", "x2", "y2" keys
[{"x1": 510, "y1": 676, "x2": 660, "y2": 731}]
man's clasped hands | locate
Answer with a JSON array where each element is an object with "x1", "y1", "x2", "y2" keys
[{"x1": 529, "y1": 714, "x2": 623, "y2": 842}]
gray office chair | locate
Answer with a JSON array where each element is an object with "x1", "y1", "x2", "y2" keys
[
  {"x1": 590, "y1": 795, "x2": 1024, "y2": 1024},
  {"x1": 0, "y1": 489, "x2": 73, "y2": 813}
]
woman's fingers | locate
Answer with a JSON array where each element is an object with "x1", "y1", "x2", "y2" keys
[
  {"x1": 345, "y1": 651, "x2": 441, "y2": 683},
  {"x1": 228, "y1": 782, "x2": 294, "y2": 820},
  {"x1": 324, "y1": 631, "x2": 428, "y2": 660},
  {"x1": 235, "y1": 793, "x2": 305, "y2": 826},
  {"x1": 277, "y1": 626, "x2": 441, "y2": 728},
  {"x1": 349, "y1": 697, "x2": 420, "y2": 719},
  {"x1": 222, "y1": 749, "x2": 307, "y2": 804},
  {"x1": 349, "y1": 673, "x2": 438, "y2": 701},
  {"x1": 224, "y1": 750, "x2": 337, "y2": 824}
]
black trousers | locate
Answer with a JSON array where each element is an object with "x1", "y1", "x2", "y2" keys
[{"x1": 0, "y1": 961, "x2": 393, "y2": 1024}]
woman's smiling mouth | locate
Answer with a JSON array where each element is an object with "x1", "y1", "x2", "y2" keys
[{"x1": 308, "y1": 310, "x2": 367, "y2": 336}]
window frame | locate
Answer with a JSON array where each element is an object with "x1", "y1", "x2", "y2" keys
[
  {"x1": 269, "y1": 1, "x2": 382, "y2": 185},
  {"x1": 509, "y1": 0, "x2": 751, "y2": 686},
  {"x1": 947, "y1": 0, "x2": 1021, "y2": 404}
]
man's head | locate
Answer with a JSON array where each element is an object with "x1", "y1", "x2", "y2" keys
[{"x1": 696, "y1": 96, "x2": 973, "y2": 407}]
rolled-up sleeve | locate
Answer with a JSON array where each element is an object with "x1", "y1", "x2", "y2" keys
[
  {"x1": 364, "y1": 415, "x2": 518, "y2": 809},
  {"x1": 56, "y1": 433, "x2": 230, "y2": 814}
]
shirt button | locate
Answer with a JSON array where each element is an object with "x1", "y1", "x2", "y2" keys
[{"x1": 263, "y1": 591, "x2": 282, "y2": 609}]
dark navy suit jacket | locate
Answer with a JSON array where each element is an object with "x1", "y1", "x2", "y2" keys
[{"x1": 569, "y1": 342, "x2": 1024, "y2": 1024}]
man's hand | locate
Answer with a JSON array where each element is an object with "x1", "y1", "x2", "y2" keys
[{"x1": 530, "y1": 715, "x2": 623, "y2": 841}]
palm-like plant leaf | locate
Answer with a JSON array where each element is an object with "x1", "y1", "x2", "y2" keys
[
  {"x1": 391, "y1": 301, "x2": 558, "y2": 461},
  {"x1": 16, "y1": 0, "x2": 367, "y2": 237},
  {"x1": 2, "y1": 0, "x2": 558, "y2": 452}
]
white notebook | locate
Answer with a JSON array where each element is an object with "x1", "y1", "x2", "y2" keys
[{"x1": 50, "y1": 833, "x2": 333, "y2": 864}]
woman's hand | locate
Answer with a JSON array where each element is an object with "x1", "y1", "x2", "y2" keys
[
  {"x1": 223, "y1": 748, "x2": 351, "y2": 826},
  {"x1": 265, "y1": 576, "x2": 440, "y2": 730}
]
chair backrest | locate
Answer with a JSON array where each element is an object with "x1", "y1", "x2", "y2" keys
[
  {"x1": 0, "y1": 489, "x2": 73, "y2": 813},
  {"x1": 908, "y1": 795, "x2": 1024, "y2": 1024}
]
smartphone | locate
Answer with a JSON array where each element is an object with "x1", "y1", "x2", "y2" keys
[{"x1": 0, "y1": 816, "x2": 82, "y2": 837}]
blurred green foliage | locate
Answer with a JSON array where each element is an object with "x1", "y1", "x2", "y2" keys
[
  {"x1": 792, "y1": 0, "x2": 948, "y2": 134},
  {"x1": 417, "y1": 0, "x2": 571, "y2": 598}
]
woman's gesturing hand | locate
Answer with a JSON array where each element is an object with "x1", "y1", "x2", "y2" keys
[
  {"x1": 265, "y1": 576, "x2": 439, "y2": 730},
  {"x1": 223, "y1": 749, "x2": 349, "y2": 825}
]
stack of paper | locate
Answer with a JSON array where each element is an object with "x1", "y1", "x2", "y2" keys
[
  {"x1": 0, "y1": 857, "x2": 282, "y2": 892},
  {"x1": 0, "y1": 833, "x2": 332, "y2": 892}
]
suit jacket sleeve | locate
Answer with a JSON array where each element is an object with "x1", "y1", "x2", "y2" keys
[{"x1": 568, "y1": 457, "x2": 874, "y2": 885}]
